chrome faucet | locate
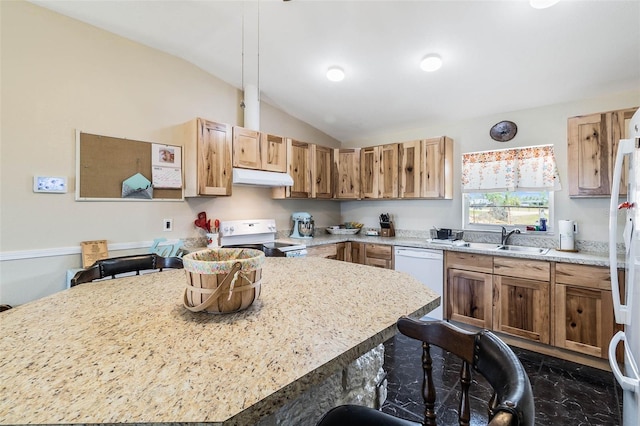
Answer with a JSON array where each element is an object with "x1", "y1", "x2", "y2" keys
[{"x1": 501, "y1": 227, "x2": 521, "y2": 245}]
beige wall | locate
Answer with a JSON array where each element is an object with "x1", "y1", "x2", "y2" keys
[
  {"x1": 342, "y1": 91, "x2": 640, "y2": 242},
  {"x1": 2, "y1": 1, "x2": 638, "y2": 306},
  {"x1": 0, "y1": 1, "x2": 341, "y2": 304}
]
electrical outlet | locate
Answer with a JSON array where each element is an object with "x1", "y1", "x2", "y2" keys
[{"x1": 163, "y1": 218, "x2": 173, "y2": 232}]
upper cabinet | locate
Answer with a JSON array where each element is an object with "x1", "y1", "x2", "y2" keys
[
  {"x1": 568, "y1": 107, "x2": 638, "y2": 197},
  {"x1": 232, "y1": 126, "x2": 287, "y2": 173},
  {"x1": 286, "y1": 138, "x2": 312, "y2": 198},
  {"x1": 399, "y1": 140, "x2": 421, "y2": 198},
  {"x1": 421, "y1": 137, "x2": 453, "y2": 199},
  {"x1": 183, "y1": 118, "x2": 233, "y2": 197},
  {"x1": 334, "y1": 148, "x2": 361, "y2": 199},
  {"x1": 360, "y1": 144, "x2": 398, "y2": 199},
  {"x1": 312, "y1": 144, "x2": 333, "y2": 199}
]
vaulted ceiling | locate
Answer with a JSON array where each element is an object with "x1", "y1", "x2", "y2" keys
[{"x1": 31, "y1": 0, "x2": 640, "y2": 142}]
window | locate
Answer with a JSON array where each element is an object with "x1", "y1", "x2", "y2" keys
[
  {"x1": 461, "y1": 145, "x2": 560, "y2": 232},
  {"x1": 463, "y1": 191, "x2": 553, "y2": 231}
]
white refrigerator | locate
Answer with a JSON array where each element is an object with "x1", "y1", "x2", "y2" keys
[{"x1": 609, "y1": 107, "x2": 640, "y2": 426}]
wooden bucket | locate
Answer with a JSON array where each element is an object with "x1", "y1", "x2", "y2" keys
[{"x1": 182, "y1": 248, "x2": 265, "y2": 314}]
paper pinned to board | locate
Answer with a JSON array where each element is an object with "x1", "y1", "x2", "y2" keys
[
  {"x1": 151, "y1": 143, "x2": 182, "y2": 189},
  {"x1": 122, "y1": 173, "x2": 153, "y2": 199}
]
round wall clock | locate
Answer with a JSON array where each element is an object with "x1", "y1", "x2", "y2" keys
[{"x1": 490, "y1": 120, "x2": 518, "y2": 142}]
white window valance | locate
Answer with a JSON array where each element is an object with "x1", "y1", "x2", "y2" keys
[{"x1": 461, "y1": 145, "x2": 561, "y2": 192}]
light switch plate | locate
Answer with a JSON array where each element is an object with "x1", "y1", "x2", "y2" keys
[{"x1": 33, "y1": 176, "x2": 67, "y2": 193}]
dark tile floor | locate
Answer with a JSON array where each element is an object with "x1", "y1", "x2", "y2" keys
[{"x1": 381, "y1": 332, "x2": 623, "y2": 426}]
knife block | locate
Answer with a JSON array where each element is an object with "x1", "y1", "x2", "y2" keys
[{"x1": 380, "y1": 222, "x2": 395, "y2": 237}]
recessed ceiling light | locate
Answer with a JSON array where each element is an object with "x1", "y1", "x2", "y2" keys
[
  {"x1": 530, "y1": 0, "x2": 559, "y2": 9},
  {"x1": 326, "y1": 67, "x2": 345, "y2": 82},
  {"x1": 420, "y1": 54, "x2": 442, "y2": 72}
]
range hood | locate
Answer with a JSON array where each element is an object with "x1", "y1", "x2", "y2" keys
[{"x1": 232, "y1": 168, "x2": 294, "y2": 187}]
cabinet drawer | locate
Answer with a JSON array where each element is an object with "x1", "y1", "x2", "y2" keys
[
  {"x1": 494, "y1": 257, "x2": 550, "y2": 281},
  {"x1": 445, "y1": 252, "x2": 492, "y2": 273},
  {"x1": 555, "y1": 263, "x2": 612, "y2": 290},
  {"x1": 365, "y1": 244, "x2": 392, "y2": 259},
  {"x1": 305, "y1": 244, "x2": 337, "y2": 258}
]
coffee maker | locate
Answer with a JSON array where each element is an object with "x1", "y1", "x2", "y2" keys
[{"x1": 290, "y1": 212, "x2": 314, "y2": 239}]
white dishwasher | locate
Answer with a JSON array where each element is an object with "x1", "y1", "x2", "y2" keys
[{"x1": 394, "y1": 247, "x2": 443, "y2": 320}]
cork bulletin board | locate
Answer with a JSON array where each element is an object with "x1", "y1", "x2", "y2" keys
[{"x1": 76, "y1": 131, "x2": 183, "y2": 201}]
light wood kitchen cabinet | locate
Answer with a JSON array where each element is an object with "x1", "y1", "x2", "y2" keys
[
  {"x1": 421, "y1": 137, "x2": 453, "y2": 199},
  {"x1": 360, "y1": 144, "x2": 398, "y2": 199},
  {"x1": 261, "y1": 133, "x2": 287, "y2": 173},
  {"x1": 333, "y1": 148, "x2": 361, "y2": 199},
  {"x1": 399, "y1": 140, "x2": 421, "y2": 198},
  {"x1": 348, "y1": 242, "x2": 364, "y2": 264},
  {"x1": 568, "y1": 107, "x2": 638, "y2": 197},
  {"x1": 360, "y1": 146, "x2": 379, "y2": 199},
  {"x1": 493, "y1": 257, "x2": 550, "y2": 344},
  {"x1": 232, "y1": 127, "x2": 287, "y2": 173},
  {"x1": 446, "y1": 252, "x2": 493, "y2": 329},
  {"x1": 335, "y1": 242, "x2": 348, "y2": 261},
  {"x1": 273, "y1": 139, "x2": 312, "y2": 199},
  {"x1": 364, "y1": 243, "x2": 394, "y2": 269},
  {"x1": 312, "y1": 145, "x2": 333, "y2": 199},
  {"x1": 306, "y1": 244, "x2": 338, "y2": 259},
  {"x1": 183, "y1": 118, "x2": 233, "y2": 197},
  {"x1": 554, "y1": 263, "x2": 620, "y2": 359}
]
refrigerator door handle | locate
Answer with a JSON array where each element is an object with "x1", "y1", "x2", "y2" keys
[
  {"x1": 610, "y1": 138, "x2": 635, "y2": 325},
  {"x1": 609, "y1": 331, "x2": 640, "y2": 393}
]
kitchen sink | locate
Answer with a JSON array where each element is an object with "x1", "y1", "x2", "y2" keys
[{"x1": 495, "y1": 245, "x2": 550, "y2": 255}]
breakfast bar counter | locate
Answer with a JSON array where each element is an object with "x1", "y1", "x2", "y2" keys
[{"x1": 0, "y1": 257, "x2": 438, "y2": 425}]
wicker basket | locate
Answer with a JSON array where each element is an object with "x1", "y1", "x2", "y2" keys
[{"x1": 182, "y1": 248, "x2": 265, "y2": 314}]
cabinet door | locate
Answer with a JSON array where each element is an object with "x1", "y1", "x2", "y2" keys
[
  {"x1": 568, "y1": 113, "x2": 610, "y2": 197},
  {"x1": 494, "y1": 275, "x2": 550, "y2": 344},
  {"x1": 349, "y1": 242, "x2": 364, "y2": 264},
  {"x1": 336, "y1": 242, "x2": 348, "y2": 261},
  {"x1": 196, "y1": 119, "x2": 233, "y2": 196},
  {"x1": 312, "y1": 145, "x2": 333, "y2": 199},
  {"x1": 608, "y1": 107, "x2": 637, "y2": 196},
  {"x1": 261, "y1": 133, "x2": 287, "y2": 172},
  {"x1": 360, "y1": 146, "x2": 379, "y2": 199},
  {"x1": 554, "y1": 263, "x2": 619, "y2": 359},
  {"x1": 379, "y1": 144, "x2": 399, "y2": 198},
  {"x1": 421, "y1": 137, "x2": 453, "y2": 199},
  {"x1": 287, "y1": 139, "x2": 312, "y2": 198},
  {"x1": 554, "y1": 284, "x2": 614, "y2": 358},
  {"x1": 447, "y1": 268, "x2": 493, "y2": 329},
  {"x1": 232, "y1": 126, "x2": 261, "y2": 169},
  {"x1": 334, "y1": 148, "x2": 361, "y2": 199},
  {"x1": 399, "y1": 140, "x2": 421, "y2": 198}
]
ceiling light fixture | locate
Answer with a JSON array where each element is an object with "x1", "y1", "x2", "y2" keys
[
  {"x1": 420, "y1": 54, "x2": 442, "y2": 72},
  {"x1": 326, "y1": 67, "x2": 345, "y2": 82},
  {"x1": 530, "y1": 0, "x2": 560, "y2": 9}
]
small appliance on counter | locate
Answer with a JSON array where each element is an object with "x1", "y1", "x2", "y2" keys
[
  {"x1": 379, "y1": 213, "x2": 395, "y2": 237},
  {"x1": 290, "y1": 212, "x2": 315, "y2": 239}
]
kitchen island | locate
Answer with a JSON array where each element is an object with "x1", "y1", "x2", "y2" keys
[{"x1": 0, "y1": 257, "x2": 438, "y2": 425}]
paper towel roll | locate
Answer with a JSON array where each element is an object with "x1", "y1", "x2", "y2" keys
[{"x1": 558, "y1": 220, "x2": 576, "y2": 250}]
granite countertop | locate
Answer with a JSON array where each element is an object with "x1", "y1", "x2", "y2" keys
[
  {"x1": 0, "y1": 258, "x2": 438, "y2": 425},
  {"x1": 284, "y1": 234, "x2": 625, "y2": 269}
]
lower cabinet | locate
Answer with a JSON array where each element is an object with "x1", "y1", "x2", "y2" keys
[
  {"x1": 554, "y1": 263, "x2": 619, "y2": 359},
  {"x1": 447, "y1": 268, "x2": 493, "y2": 329},
  {"x1": 364, "y1": 244, "x2": 393, "y2": 269},
  {"x1": 305, "y1": 244, "x2": 338, "y2": 259},
  {"x1": 493, "y1": 257, "x2": 551, "y2": 345},
  {"x1": 445, "y1": 252, "x2": 620, "y2": 361},
  {"x1": 322, "y1": 241, "x2": 393, "y2": 269}
]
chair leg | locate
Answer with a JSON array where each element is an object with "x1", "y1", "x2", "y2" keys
[
  {"x1": 422, "y1": 342, "x2": 437, "y2": 425},
  {"x1": 459, "y1": 361, "x2": 471, "y2": 426}
]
